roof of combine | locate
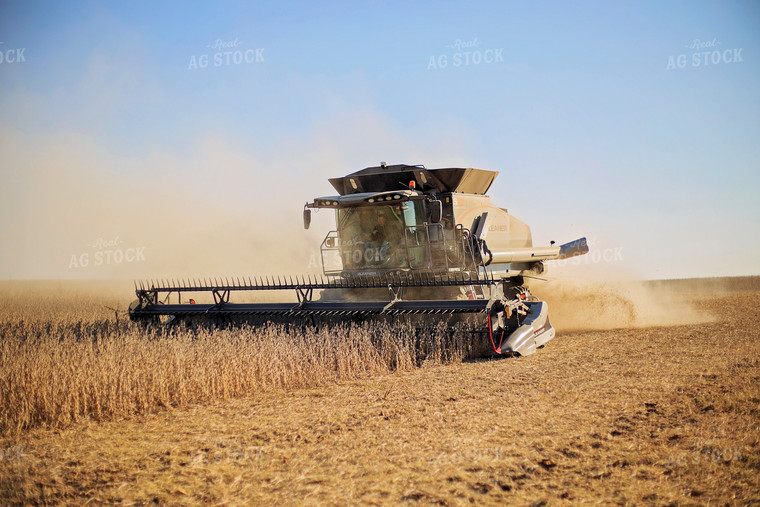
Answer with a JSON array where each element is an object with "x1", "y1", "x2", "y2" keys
[{"x1": 328, "y1": 164, "x2": 498, "y2": 196}]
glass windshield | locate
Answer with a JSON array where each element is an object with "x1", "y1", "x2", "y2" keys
[{"x1": 337, "y1": 202, "x2": 424, "y2": 269}]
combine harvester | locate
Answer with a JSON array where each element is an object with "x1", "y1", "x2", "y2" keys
[{"x1": 129, "y1": 163, "x2": 588, "y2": 356}]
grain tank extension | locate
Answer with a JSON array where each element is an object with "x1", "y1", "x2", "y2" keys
[{"x1": 129, "y1": 163, "x2": 588, "y2": 356}]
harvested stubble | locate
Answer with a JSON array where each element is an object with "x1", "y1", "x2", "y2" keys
[{"x1": 0, "y1": 290, "x2": 474, "y2": 435}]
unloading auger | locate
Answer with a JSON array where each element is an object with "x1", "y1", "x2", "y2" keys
[{"x1": 129, "y1": 163, "x2": 589, "y2": 356}]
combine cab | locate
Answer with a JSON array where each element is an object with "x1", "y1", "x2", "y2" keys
[{"x1": 129, "y1": 163, "x2": 588, "y2": 356}]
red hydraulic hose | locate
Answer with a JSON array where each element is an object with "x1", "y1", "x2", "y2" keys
[{"x1": 487, "y1": 313, "x2": 506, "y2": 355}]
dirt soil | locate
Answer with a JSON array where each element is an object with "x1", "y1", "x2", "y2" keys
[{"x1": 1, "y1": 280, "x2": 759, "y2": 505}]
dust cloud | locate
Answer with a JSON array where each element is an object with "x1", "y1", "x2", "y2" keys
[
  {"x1": 529, "y1": 267, "x2": 717, "y2": 332},
  {"x1": 0, "y1": 126, "x2": 337, "y2": 281},
  {"x1": 0, "y1": 114, "x2": 478, "y2": 283},
  {"x1": 3, "y1": 118, "x2": 726, "y2": 326}
]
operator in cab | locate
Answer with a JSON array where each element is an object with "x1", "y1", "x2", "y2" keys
[{"x1": 370, "y1": 209, "x2": 403, "y2": 265}]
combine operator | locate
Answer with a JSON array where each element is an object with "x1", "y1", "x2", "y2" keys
[{"x1": 369, "y1": 209, "x2": 403, "y2": 266}]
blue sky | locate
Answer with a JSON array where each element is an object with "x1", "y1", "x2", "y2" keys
[{"x1": 1, "y1": 0, "x2": 758, "y2": 280}]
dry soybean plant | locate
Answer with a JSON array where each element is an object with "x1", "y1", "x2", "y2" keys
[{"x1": 0, "y1": 287, "x2": 477, "y2": 435}]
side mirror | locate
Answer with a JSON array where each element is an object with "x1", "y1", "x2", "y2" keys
[
  {"x1": 430, "y1": 200, "x2": 443, "y2": 223},
  {"x1": 303, "y1": 208, "x2": 312, "y2": 230}
]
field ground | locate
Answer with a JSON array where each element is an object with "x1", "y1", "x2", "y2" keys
[{"x1": 1, "y1": 278, "x2": 759, "y2": 505}]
